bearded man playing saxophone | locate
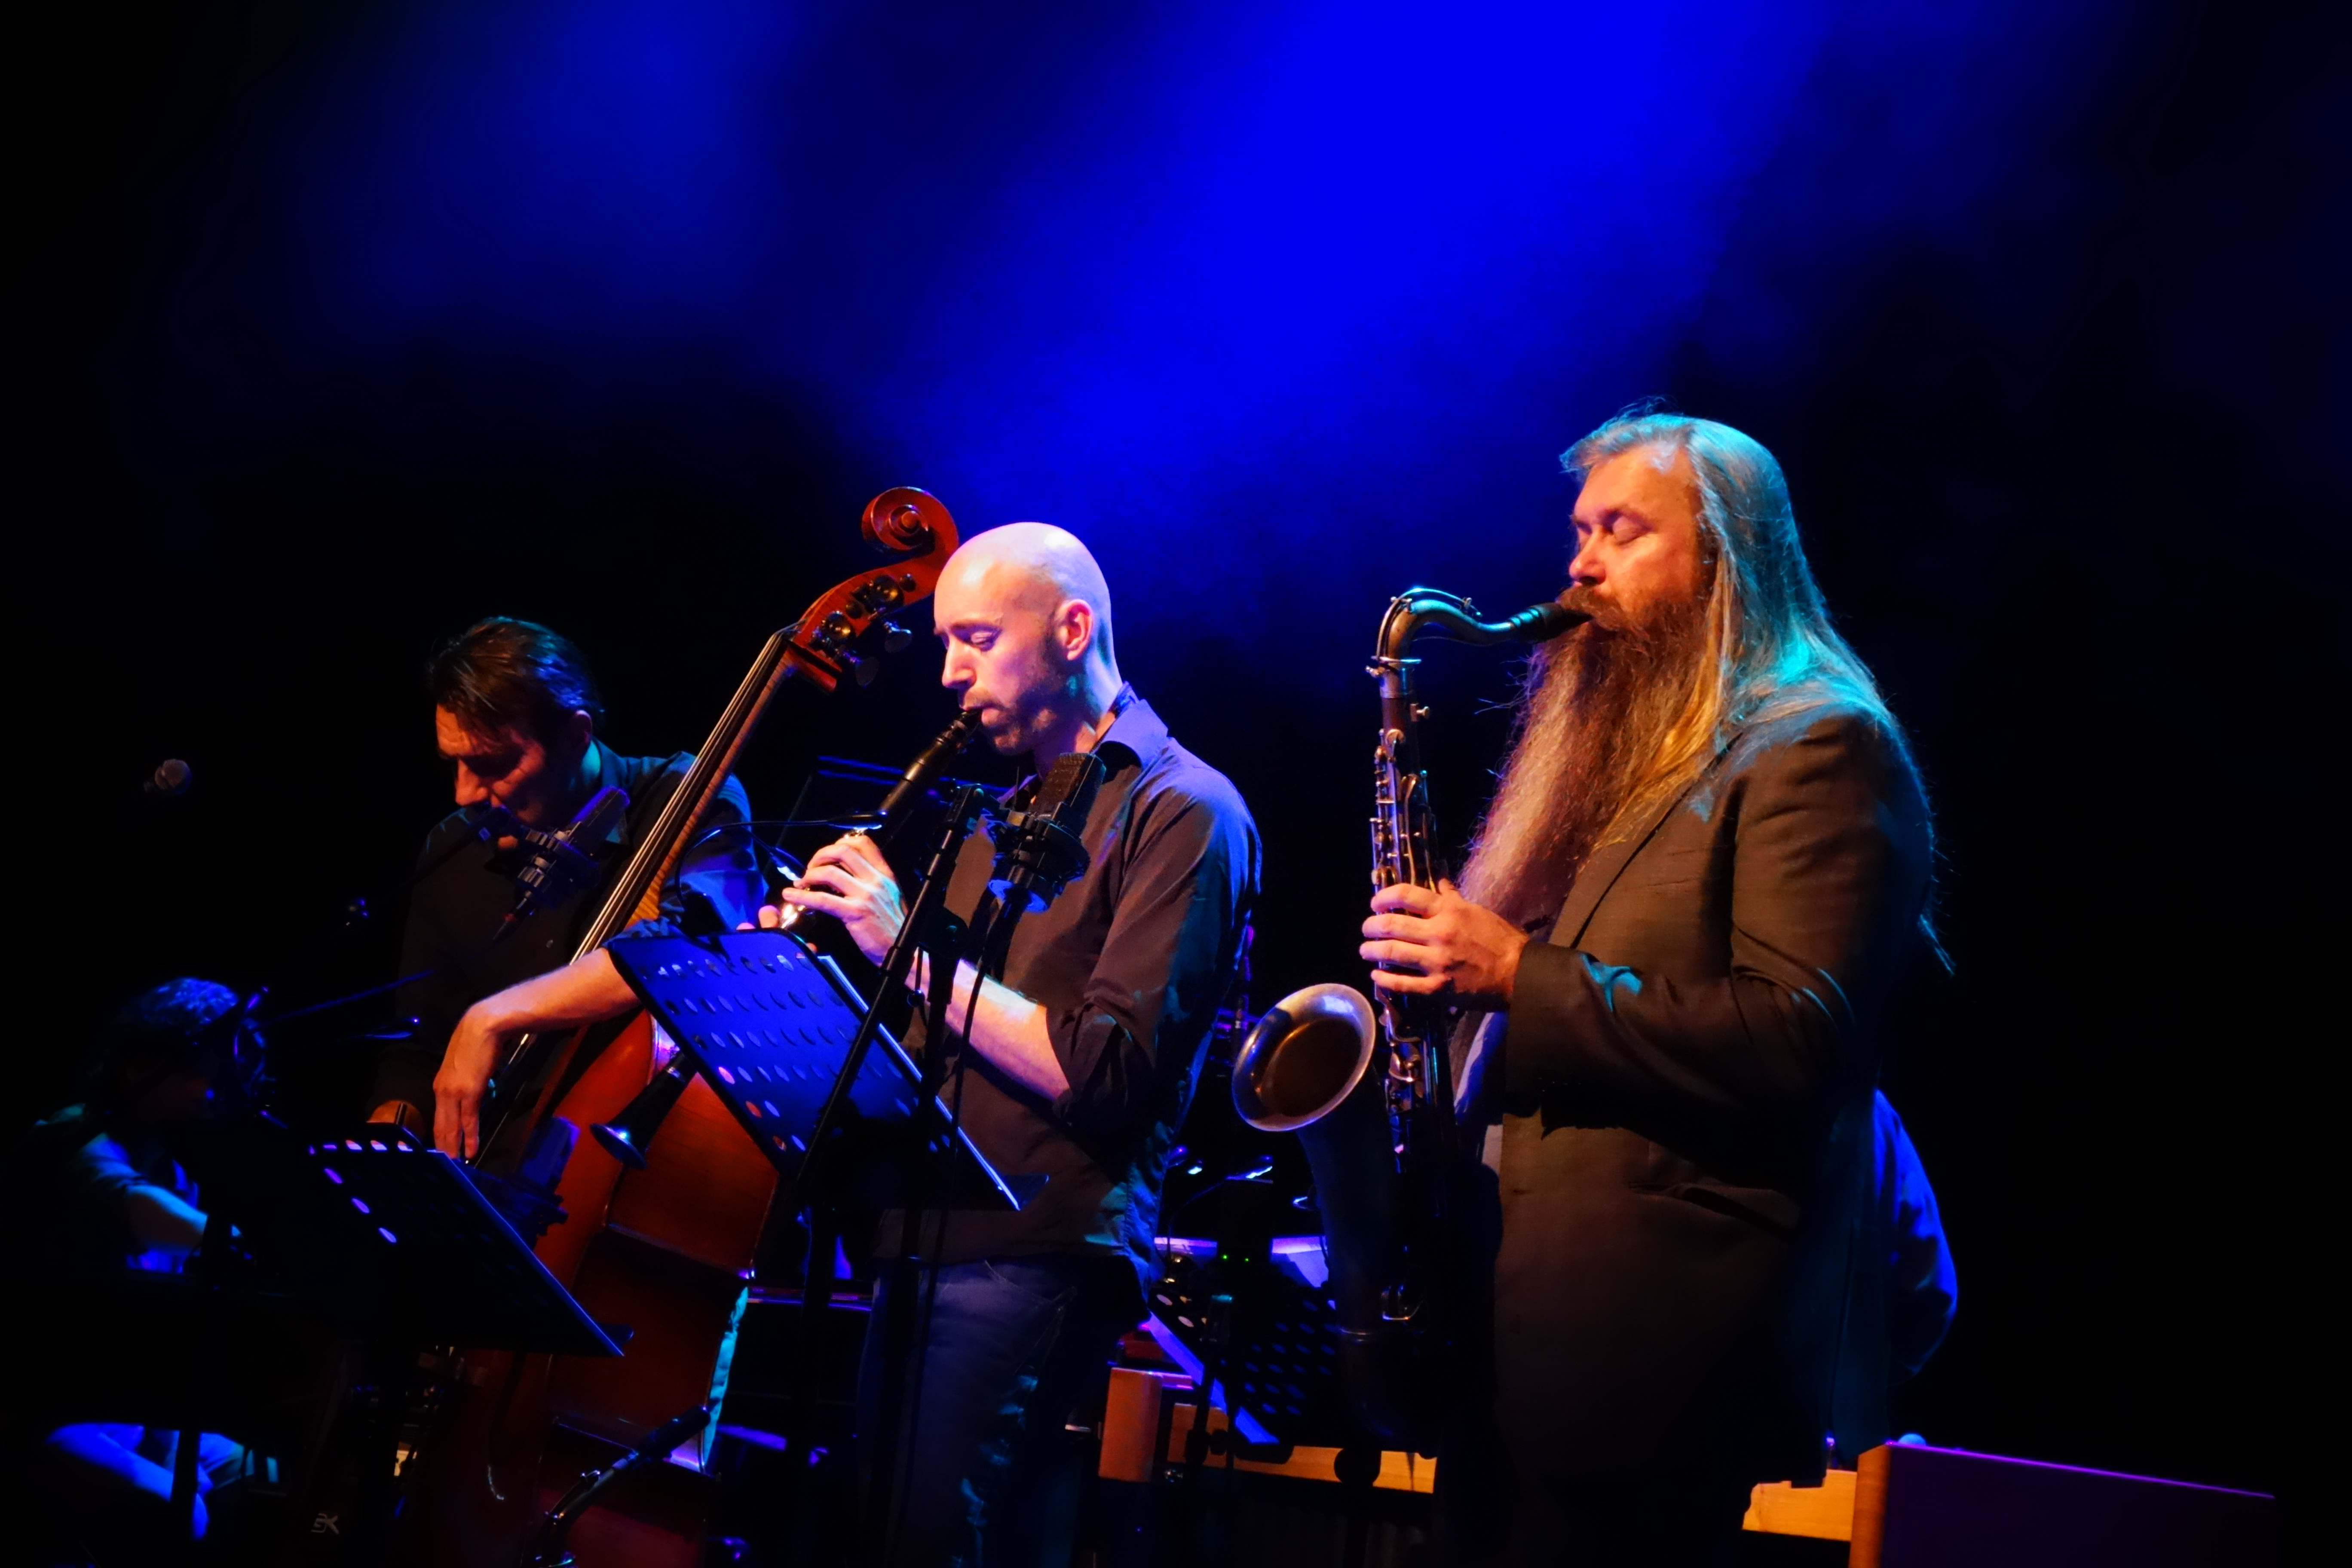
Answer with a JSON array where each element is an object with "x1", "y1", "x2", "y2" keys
[{"x1": 1360, "y1": 412, "x2": 1934, "y2": 1566}]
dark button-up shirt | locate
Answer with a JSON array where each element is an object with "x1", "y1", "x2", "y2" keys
[
  {"x1": 370, "y1": 741, "x2": 760, "y2": 1116},
  {"x1": 887, "y1": 691, "x2": 1259, "y2": 1293}
]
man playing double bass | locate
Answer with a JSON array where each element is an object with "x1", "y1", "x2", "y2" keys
[
  {"x1": 1360, "y1": 413, "x2": 1935, "y2": 1565},
  {"x1": 370, "y1": 617, "x2": 763, "y2": 1154},
  {"x1": 757, "y1": 523, "x2": 1260, "y2": 1567}
]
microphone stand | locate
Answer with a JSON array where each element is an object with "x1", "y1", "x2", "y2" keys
[
  {"x1": 870, "y1": 759, "x2": 1102, "y2": 1560},
  {"x1": 808, "y1": 750, "x2": 1102, "y2": 1559},
  {"x1": 781, "y1": 783, "x2": 991, "y2": 1553}
]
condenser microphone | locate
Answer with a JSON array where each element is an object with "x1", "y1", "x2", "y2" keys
[
  {"x1": 144, "y1": 759, "x2": 193, "y2": 797},
  {"x1": 499, "y1": 784, "x2": 632, "y2": 938},
  {"x1": 987, "y1": 748, "x2": 1107, "y2": 913}
]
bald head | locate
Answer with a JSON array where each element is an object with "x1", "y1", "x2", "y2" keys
[
  {"x1": 933, "y1": 522, "x2": 1125, "y2": 760},
  {"x1": 940, "y1": 522, "x2": 1114, "y2": 654}
]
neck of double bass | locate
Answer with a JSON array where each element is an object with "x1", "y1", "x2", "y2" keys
[
  {"x1": 478, "y1": 630, "x2": 801, "y2": 1168},
  {"x1": 576, "y1": 628, "x2": 799, "y2": 957}
]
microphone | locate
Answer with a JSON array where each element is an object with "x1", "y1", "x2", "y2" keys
[
  {"x1": 535, "y1": 1404, "x2": 713, "y2": 1564},
  {"x1": 144, "y1": 759, "x2": 193, "y2": 798},
  {"x1": 499, "y1": 784, "x2": 631, "y2": 938},
  {"x1": 986, "y1": 749, "x2": 1107, "y2": 914},
  {"x1": 872, "y1": 709, "x2": 983, "y2": 842}
]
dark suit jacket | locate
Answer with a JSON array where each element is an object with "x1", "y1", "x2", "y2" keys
[{"x1": 1479, "y1": 687, "x2": 1931, "y2": 1491}]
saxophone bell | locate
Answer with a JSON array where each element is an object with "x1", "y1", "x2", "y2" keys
[
  {"x1": 1231, "y1": 984, "x2": 1376, "y2": 1133},
  {"x1": 1230, "y1": 982, "x2": 1426, "y2": 1444}
]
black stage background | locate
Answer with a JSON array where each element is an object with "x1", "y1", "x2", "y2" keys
[{"x1": 12, "y1": 0, "x2": 2338, "y2": 1529}]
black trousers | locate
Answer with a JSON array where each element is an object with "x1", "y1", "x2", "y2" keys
[{"x1": 858, "y1": 1254, "x2": 1140, "y2": 1568}]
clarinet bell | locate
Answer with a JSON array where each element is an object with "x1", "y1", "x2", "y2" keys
[{"x1": 592, "y1": 1060, "x2": 694, "y2": 1169}]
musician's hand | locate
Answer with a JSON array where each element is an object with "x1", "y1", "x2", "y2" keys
[
  {"x1": 434, "y1": 1004, "x2": 507, "y2": 1160},
  {"x1": 772, "y1": 832, "x2": 904, "y2": 965},
  {"x1": 1360, "y1": 879, "x2": 1528, "y2": 1011}
]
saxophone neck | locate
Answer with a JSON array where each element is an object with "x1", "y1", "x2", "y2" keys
[{"x1": 1376, "y1": 586, "x2": 1586, "y2": 665}]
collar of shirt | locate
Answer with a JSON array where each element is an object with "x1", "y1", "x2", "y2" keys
[
  {"x1": 585, "y1": 739, "x2": 631, "y2": 847},
  {"x1": 1008, "y1": 684, "x2": 1167, "y2": 802},
  {"x1": 592, "y1": 741, "x2": 713, "y2": 851},
  {"x1": 1086, "y1": 683, "x2": 1167, "y2": 774}
]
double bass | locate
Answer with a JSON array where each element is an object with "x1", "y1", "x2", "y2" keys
[{"x1": 394, "y1": 489, "x2": 961, "y2": 1567}]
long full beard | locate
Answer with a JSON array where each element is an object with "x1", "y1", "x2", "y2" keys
[{"x1": 1457, "y1": 591, "x2": 1710, "y2": 931}]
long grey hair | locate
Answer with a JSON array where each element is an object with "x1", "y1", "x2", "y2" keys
[{"x1": 1457, "y1": 411, "x2": 1901, "y2": 930}]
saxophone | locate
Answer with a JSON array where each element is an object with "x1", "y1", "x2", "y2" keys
[{"x1": 1230, "y1": 588, "x2": 1581, "y2": 1447}]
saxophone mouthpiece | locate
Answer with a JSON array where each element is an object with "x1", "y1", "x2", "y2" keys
[{"x1": 1518, "y1": 600, "x2": 1587, "y2": 640}]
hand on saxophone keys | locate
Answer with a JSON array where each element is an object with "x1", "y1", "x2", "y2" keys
[{"x1": 1359, "y1": 878, "x2": 1530, "y2": 1009}]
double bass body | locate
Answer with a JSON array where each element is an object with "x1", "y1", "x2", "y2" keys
[{"x1": 400, "y1": 1017, "x2": 766, "y2": 1567}]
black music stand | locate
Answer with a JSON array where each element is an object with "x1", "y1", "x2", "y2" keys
[
  {"x1": 1148, "y1": 1235, "x2": 1356, "y2": 1448},
  {"x1": 188, "y1": 1115, "x2": 618, "y2": 1356},
  {"x1": 289, "y1": 1131, "x2": 623, "y2": 1356},
  {"x1": 280, "y1": 1133, "x2": 616, "y2": 1563},
  {"x1": 114, "y1": 1118, "x2": 621, "y2": 1552},
  {"x1": 606, "y1": 931, "x2": 1027, "y2": 1212}
]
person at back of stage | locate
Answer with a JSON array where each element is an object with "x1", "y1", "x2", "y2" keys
[
  {"x1": 367, "y1": 617, "x2": 764, "y2": 1158},
  {"x1": 1360, "y1": 410, "x2": 1936, "y2": 1565},
  {"x1": 11, "y1": 979, "x2": 253, "y2": 1555},
  {"x1": 1862, "y1": 1088, "x2": 1959, "y2": 1407},
  {"x1": 754, "y1": 524, "x2": 1260, "y2": 1567}
]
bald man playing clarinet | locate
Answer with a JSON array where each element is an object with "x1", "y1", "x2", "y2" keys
[{"x1": 757, "y1": 524, "x2": 1260, "y2": 1568}]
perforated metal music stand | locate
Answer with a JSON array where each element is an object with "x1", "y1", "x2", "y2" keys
[
  {"x1": 294, "y1": 1132, "x2": 623, "y2": 1355},
  {"x1": 1148, "y1": 1235, "x2": 1360, "y2": 1449},
  {"x1": 183, "y1": 1114, "x2": 619, "y2": 1357},
  {"x1": 607, "y1": 931, "x2": 1025, "y2": 1211}
]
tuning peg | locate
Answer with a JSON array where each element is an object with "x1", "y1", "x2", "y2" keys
[
  {"x1": 842, "y1": 651, "x2": 877, "y2": 687},
  {"x1": 882, "y1": 621, "x2": 912, "y2": 652}
]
